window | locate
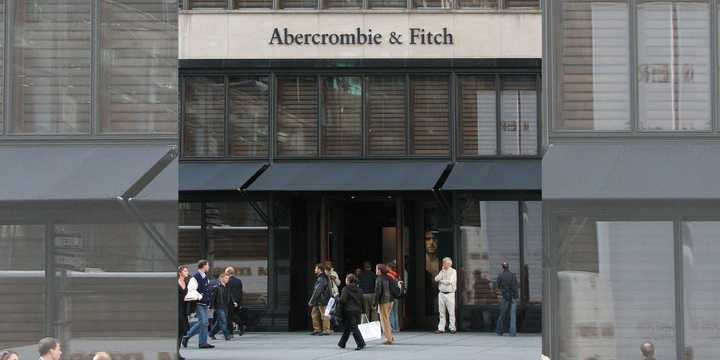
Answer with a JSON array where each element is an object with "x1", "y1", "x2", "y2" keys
[
  {"x1": 501, "y1": 76, "x2": 538, "y2": 155},
  {"x1": 99, "y1": 0, "x2": 178, "y2": 134},
  {"x1": 682, "y1": 222, "x2": 720, "y2": 359},
  {"x1": 229, "y1": 77, "x2": 270, "y2": 158},
  {"x1": 410, "y1": 76, "x2": 450, "y2": 156},
  {"x1": 188, "y1": 0, "x2": 227, "y2": 8},
  {"x1": 234, "y1": 0, "x2": 273, "y2": 8},
  {"x1": 280, "y1": 0, "x2": 317, "y2": 8},
  {"x1": 11, "y1": 0, "x2": 92, "y2": 134},
  {"x1": 555, "y1": 0, "x2": 631, "y2": 131},
  {"x1": 638, "y1": 1, "x2": 711, "y2": 131},
  {"x1": 415, "y1": 0, "x2": 452, "y2": 8},
  {"x1": 179, "y1": 202, "x2": 202, "y2": 268},
  {"x1": 182, "y1": 77, "x2": 225, "y2": 157},
  {"x1": 459, "y1": 76, "x2": 497, "y2": 156},
  {"x1": 326, "y1": 0, "x2": 362, "y2": 7},
  {"x1": 276, "y1": 77, "x2": 319, "y2": 157},
  {"x1": 505, "y1": 0, "x2": 539, "y2": 8},
  {"x1": 459, "y1": 0, "x2": 497, "y2": 8},
  {"x1": 321, "y1": 77, "x2": 362, "y2": 156},
  {"x1": 522, "y1": 202, "x2": 542, "y2": 303},
  {"x1": 368, "y1": 0, "x2": 406, "y2": 7},
  {"x1": 367, "y1": 76, "x2": 407, "y2": 156}
]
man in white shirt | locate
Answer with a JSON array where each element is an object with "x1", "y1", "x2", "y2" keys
[{"x1": 434, "y1": 257, "x2": 457, "y2": 334}]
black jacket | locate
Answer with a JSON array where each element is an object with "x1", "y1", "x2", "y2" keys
[
  {"x1": 211, "y1": 283, "x2": 236, "y2": 310},
  {"x1": 308, "y1": 273, "x2": 332, "y2": 306},
  {"x1": 338, "y1": 283, "x2": 363, "y2": 317},
  {"x1": 358, "y1": 270, "x2": 376, "y2": 294},
  {"x1": 374, "y1": 274, "x2": 392, "y2": 305},
  {"x1": 497, "y1": 270, "x2": 519, "y2": 301},
  {"x1": 228, "y1": 276, "x2": 243, "y2": 306}
]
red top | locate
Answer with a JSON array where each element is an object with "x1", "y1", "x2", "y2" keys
[{"x1": 387, "y1": 270, "x2": 399, "y2": 280}]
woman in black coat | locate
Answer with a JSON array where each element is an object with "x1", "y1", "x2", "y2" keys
[
  {"x1": 337, "y1": 273, "x2": 366, "y2": 350},
  {"x1": 178, "y1": 266, "x2": 190, "y2": 359}
]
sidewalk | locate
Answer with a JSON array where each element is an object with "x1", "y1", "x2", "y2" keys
[{"x1": 180, "y1": 332, "x2": 541, "y2": 360}]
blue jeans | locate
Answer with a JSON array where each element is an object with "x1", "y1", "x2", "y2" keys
[
  {"x1": 210, "y1": 308, "x2": 230, "y2": 339},
  {"x1": 186, "y1": 304, "x2": 209, "y2": 346},
  {"x1": 496, "y1": 298, "x2": 517, "y2": 336},
  {"x1": 390, "y1": 300, "x2": 399, "y2": 332}
]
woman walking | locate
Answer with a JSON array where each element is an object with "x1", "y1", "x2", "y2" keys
[
  {"x1": 177, "y1": 266, "x2": 190, "y2": 360},
  {"x1": 375, "y1": 264, "x2": 395, "y2": 345},
  {"x1": 337, "y1": 274, "x2": 366, "y2": 351}
]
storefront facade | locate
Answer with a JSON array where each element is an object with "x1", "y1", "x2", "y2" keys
[
  {"x1": 543, "y1": 1, "x2": 720, "y2": 359},
  {"x1": 178, "y1": 1, "x2": 543, "y2": 332}
]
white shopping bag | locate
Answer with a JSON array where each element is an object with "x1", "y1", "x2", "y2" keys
[
  {"x1": 358, "y1": 314, "x2": 382, "y2": 342},
  {"x1": 324, "y1": 297, "x2": 336, "y2": 317}
]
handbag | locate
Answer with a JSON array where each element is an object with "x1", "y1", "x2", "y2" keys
[
  {"x1": 358, "y1": 314, "x2": 382, "y2": 342},
  {"x1": 184, "y1": 277, "x2": 203, "y2": 302}
]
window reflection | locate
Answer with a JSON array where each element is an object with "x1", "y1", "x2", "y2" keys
[
  {"x1": 182, "y1": 77, "x2": 225, "y2": 157},
  {"x1": 321, "y1": 77, "x2": 362, "y2": 156}
]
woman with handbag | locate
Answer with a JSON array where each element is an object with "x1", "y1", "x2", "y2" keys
[{"x1": 337, "y1": 274, "x2": 366, "y2": 351}]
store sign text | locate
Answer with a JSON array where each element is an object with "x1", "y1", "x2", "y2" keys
[{"x1": 269, "y1": 27, "x2": 454, "y2": 46}]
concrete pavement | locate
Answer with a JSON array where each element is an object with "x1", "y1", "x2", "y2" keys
[{"x1": 181, "y1": 332, "x2": 541, "y2": 360}]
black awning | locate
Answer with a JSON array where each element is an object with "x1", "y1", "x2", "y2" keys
[
  {"x1": 179, "y1": 162, "x2": 268, "y2": 192},
  {"x1": 543, "y1": 143, "x2": 720, "y2": 200},
  {"x1": 247, "y1": 161, "x2": 451, "y2": 192},
  {"x1": 0, "y1": 144, "x2": 175, "y2": 201},
  {"x1": 441, "y1": 160, "x2": 541, "y2": 191}
]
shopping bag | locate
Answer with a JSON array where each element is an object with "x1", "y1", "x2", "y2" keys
[
  {"x1": 324, "y1": 297, "x2": 336, "y2": 317},
  {"x1": 358, "y1": 314, "x2": 382, "y2": 342}
]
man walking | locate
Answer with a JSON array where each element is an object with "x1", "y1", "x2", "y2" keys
[
  {"x1": 357, "y1": 261, "x2": 376, "y2": 321},
  {"x1": 38, "y1": 338, "x2": 62, "y2": 360},
  {"x1": 210, "y1": 273, "x2": 237, "y2": 341},
  {"x1": 496, "y1": 261, "x2": 519, "y2": 337},
  {"x1": 226, "y1": 267, "x2": 244, "y2": 337},
  {"x1": 434, "y1": 257, "x2": 457, "y2": 334},
  {"x1": 308, "y1": 263, "x2": 332, "y2": 335},
  {"x1": 182, "y1": 259, "x2": 215, "y2": 349}
]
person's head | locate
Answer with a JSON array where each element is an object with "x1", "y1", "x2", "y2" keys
[
  {"x1": 363, "y1": 261, "x2": 372, "y2": 271},
  {"x1": 38, "y1": 337, "x2": 61, "y2": 360},
  {"x1": 92, "y1": 352, "x2": 112, "y2": 360},
  {"x1": 424, "y1": 231, "x2": 438, "y2": 255},
  {"x1": 345, "y1": 273, "x2": 357, "y2": 286},
  {"x1": 442, "y1": 257, "x2": 453, "y2": 270},
  {"x1": 178, "y1": 265, "x2": 189, "y2": 279},
  {"x1": 324, "y1": 260, "x2": 334, "y2": 271},
  {"x1": 225, "y1": 266, "x2": 235, "y2": 277},
  {"x1": 1, "y1": 351, "x2": 19, "y2": 360},
  {"x1": 314, "y1": 263, "x2": 323, "y2": 276},
  {"x1": 219, "y1": 273, "x2": 230, "y2": 285},
  {"x1": 354, "y1": 268, "x2": 361, "y2": 275},
  {"x1": 197, "y1": 259, "x2": 209, "y2": 273},
  {"x1": 502, "y1": 262, "x2": 509, "y2": 271},
  {"x1": 376, "y1": 264, "x2": 388, "y2": 276},
  {"x1": 641, "y1": 341, "x2": 655, "y2": 358}
]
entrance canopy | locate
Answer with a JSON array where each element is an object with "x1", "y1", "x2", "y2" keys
[
  {"x1": 247, "y1": 161, "x2": 451, "y2": 192},
  {"x1": 441, "y1": 160, "x2": 540, "y2": 191},
  {"x1": 543, "y1": 143, "x2": 720, "y2": 200},
  {"x1": 179, "y1": 162, "x2": 268, "y2": 192}
]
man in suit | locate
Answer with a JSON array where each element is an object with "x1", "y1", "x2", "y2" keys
[{"x1": 225, "y1": 266, "x2": 244, "y2": 337}]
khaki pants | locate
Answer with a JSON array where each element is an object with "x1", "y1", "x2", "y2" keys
[
  {"x1": 378, "y1": 302, "x2": 395, "y2": 343},
  {"x1": 311, "y1": 305, "x2": 331, "y2": 334},
  {"x1": 438, "y1": 292, "x2": 456, "y2": 332}
]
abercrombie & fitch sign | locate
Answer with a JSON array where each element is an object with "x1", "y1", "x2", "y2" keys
[{"x1": 269, "y1": 27, "x2": 454, "y2": 46}]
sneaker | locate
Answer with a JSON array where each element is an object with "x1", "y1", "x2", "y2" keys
[
  {"x1": 355, "y1": 344, "x2": 365, "y2": 351},
  {"x1": 199, "y1": 344, "x2": 215, "y2": 349},
  {"x1": 310, "y1": 331, "x2": 321, "y2": 335},
  {"x1": 225, "y1": 336, "x2": 231, "y2": 341},
  {"x1": 337, "y1": 344, "x2": 346, "y2": 349}
]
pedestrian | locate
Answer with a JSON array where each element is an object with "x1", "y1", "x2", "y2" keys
[
  {"x1": 177, "y1": 265, "x2": 190, "y2": 359},
  {"x1": 182, "y1": 259, "x2": 215, "y2": 349},
  {"x1": 357, "y1": 261, "x2": 376, "y2": 321},
  {"x1": 386, "y1": 262, "x2": 400, "y2": 332},
  {"x1": 92, "y1": 352, "x2": 111, "y2": 360},
  {"x1": 38, "y1": 337, "x2": 62, "y2": 360},
  {"x1": 375, "y1": 264, "x2": 395, "y2": 345},
  {"x1": 324, "y1": 260, "x2": 341, "y2": 298},
  {"x1": 495, "y1": 261, "x2": 518, "y2": 337},
  {"x1": 434, "y1": 257, "x2": 457, "y2": 334},
  {"x1": 308, "y1": 263, "x2": 333, "y2": 335},
  {"x1": 0, "y1": 351, "x2": 19, "y2": 360},
  {"x1": 210, "y1": 273, "x2": 237, "y2": 341},
  {"x1": 225, "y1": 266, "x2": 244, "y2": 337},
  {"x1": 336, "y1": 274, "x2": 366, "y2": 351}
]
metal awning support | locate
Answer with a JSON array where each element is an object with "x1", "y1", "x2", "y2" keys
[{"x1": 432, "y1": 163, "x2": 455, "y2": 218}]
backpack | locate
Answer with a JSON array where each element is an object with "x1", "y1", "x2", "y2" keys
[{"x1": 389, "y1": 278, "x2": 406, "y2": 299}]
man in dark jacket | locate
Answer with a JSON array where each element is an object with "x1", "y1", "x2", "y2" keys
[
  {"x1": 308, "y1": 263, "x2": 332, "y2": 335},
  {"x1": 210, "y1": 273, "x2": 237, "y2": 341},
  {"x1": 225, "y1": 267, "x2": 244, "y2": 337},
  {"x1": 182, "y1": 259, "x2": 214, "y2": 349},
  {"x1": 337, "y1": 274, "x2": 366, "y2": 350},
  {"x1": 357, "y1": 261, "x2": 376, "y2": 321},
  {"x1": 496, "y1": 262, "x2": 519, "y2": 337}
]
